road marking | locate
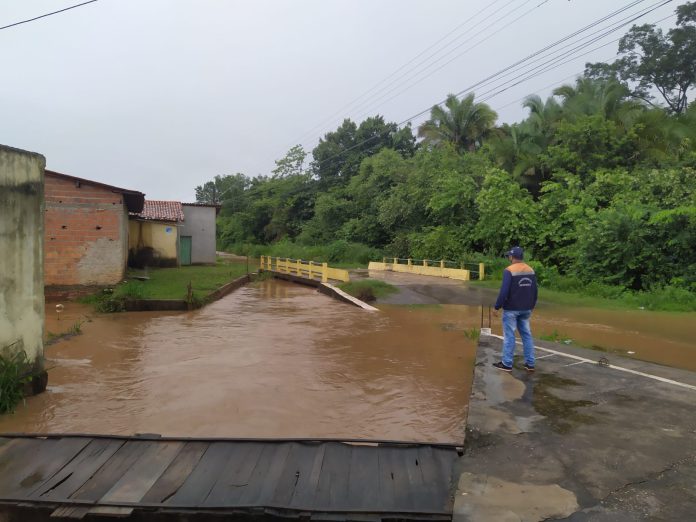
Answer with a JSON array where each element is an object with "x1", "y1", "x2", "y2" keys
[
  {"x1": 488, "y1": 334, "x2": 696, "y2": 392},
  {"x1": 564, "y1": 361, "x2": 586, "y2": 367}
]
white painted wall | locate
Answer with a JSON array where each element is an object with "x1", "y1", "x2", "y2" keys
[{"x1": 181, "y1": 205, "x2": 216, "y2": 264}]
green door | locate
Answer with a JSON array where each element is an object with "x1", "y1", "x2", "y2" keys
[{"x1": 181, "y1": 236, "x2": 192, "y2": 266}]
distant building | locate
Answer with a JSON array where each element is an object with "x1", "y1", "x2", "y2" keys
[
  {"x1": 128, "y1": 200, "x2": 184, "y2": 267},
  {"x1": 181, "y1": 203, "x2": 219, "y2": 265},
  {"x1": 44, "y1": 170, "x2": 144, "y2": 288}
]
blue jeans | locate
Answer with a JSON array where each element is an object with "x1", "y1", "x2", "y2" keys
[{"x1": 501, "y1": 310, "x2": 535, "y2": 367}]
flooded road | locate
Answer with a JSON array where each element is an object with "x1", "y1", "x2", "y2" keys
[
  {"x1": 1, "y1": 281, "x2": 477, "y2": 442},
  {"x1": 3, "y1": 276, "x2": 694, "y2": 441},
  {"x1": 371, "y1": 271, "x2": 696, "y2": 372}
]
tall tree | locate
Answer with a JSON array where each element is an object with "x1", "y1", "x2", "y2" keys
[
  {"x1": 311, "y1": 116, "x2": 415, "y2": 189},
  {"x1": 585, "y1": 2, "x2": 696, "y2": 114},
  {"x1": 417, "y1": 93, "x2": 498, "y2": 152},
  {"x1": 272, "y1": 145, "x2": 307, "y2": 178},
  {"x1": 195, "y1": 174, "x2": 248, "y2": 206}
]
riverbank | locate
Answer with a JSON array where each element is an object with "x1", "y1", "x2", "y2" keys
[
  {"x1": 455, "y1": 334, "x2": 696, "y2": 520},
  {"x1": 471, "y1": 278, "x2": 696, "y2": 312}
]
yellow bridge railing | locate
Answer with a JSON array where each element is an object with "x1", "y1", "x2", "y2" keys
[
  {"x1": 368, "y1": 257, "x2": 485, "y2": 281},
  {"x1": 259, "y1": 256, "x2": 351, "y2": 283}
]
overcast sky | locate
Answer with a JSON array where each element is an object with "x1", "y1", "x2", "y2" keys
[{"x1": 0, "y1": 0, "x2": 678, "y2": 201}]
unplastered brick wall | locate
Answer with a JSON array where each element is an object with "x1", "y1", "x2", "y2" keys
[{"x1": 45, "y1": 175, "x2": 128, "y2": 286}]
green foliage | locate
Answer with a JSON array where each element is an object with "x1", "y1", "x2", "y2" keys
[
  {"x1": 338, "y1": 280, "x2": 398, "y2": 302},
  {"x1": 418, "y1": 93, "x2": 498, "y2": 152},
  {"x1": 585, "y1": 2, "x2": 696, "y2": 114},
  {"x1": 231, "y1": 239, "x2": 381, "y2": 266},
  {"x1": 0, "y1": 345, "x2": 30, "y2": 414},
  {"x1": 200, "y1": 12, "x2": 696, "y2": 310}
]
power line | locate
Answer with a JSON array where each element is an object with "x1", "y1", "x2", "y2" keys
[
  {"x1": 308, "y1": 0, "x2": 541, "y2": 147},
  {"x1": 0, "y1": 0, "x2": 99, "y2": 32},
  {"x1": 491, "y1": 12, "x2": 676, "y2": 113},
  {"x1": 346, "y1": 0, "x2": 548, "y2": 125},
  {"x1": 304, "y1": 0, "x2": 652, "y2": 153},
  {"x1": 473, "y1": 1, "x2": 674, "y2": 106},
  {"x1": 286, "y1": 0, "x2": 510, "y2": 150},
  {"x1": 309, "y1": 2, "x2": 673, "y2": 172}
]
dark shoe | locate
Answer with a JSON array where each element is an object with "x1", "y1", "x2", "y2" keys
[
  {"x1": 493, "y1": 362, "x2": 512, "y2": 372},
  {"x1": 523, "y1": 363, "x2": 535, "y2": 372}
]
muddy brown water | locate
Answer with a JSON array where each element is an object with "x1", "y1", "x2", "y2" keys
[
  {"x1": 3, "y1": 279, "x2": 694, "y2": 441},
  {"x1": 1, "y1": 281, "x2": 477, "y2": 442}
]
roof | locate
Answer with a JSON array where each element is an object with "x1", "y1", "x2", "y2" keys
[
  {"x1": 182, "y1": 202, "x2": 221, "y2": 215},
  {"x1": 45, "y1": 170, "x2": 145, "y2": 213},
  {"x1": 131, "y1": 200, "x2": 185, "y2": 222}
]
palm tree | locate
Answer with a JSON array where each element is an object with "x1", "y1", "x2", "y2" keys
[
  {"x1": 418, "y1": 93, "x2": 498, "y2": 152},
  {"x1": 553, "y1": 77, "x2": 644, "y2": 126}
]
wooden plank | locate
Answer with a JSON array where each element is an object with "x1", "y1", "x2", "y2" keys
[
  {"x1": 141, "y1": 442, "x2": 208, "y2": 503},
  {"x1": 0, "y1": 439, "x2": 45, "y2": 480},
  {"x1": 417, "y1": 446, "x2": 453, "y2": 512},
  {"x1": 380, "y1": 446, "x2": 413, "y2": 511},
  {"x1": 271, "y1": 442, "x2": 319, "y2": 507},
  {"x1": 247, "y1": 442, "x2": 293, "y2": 506},
  {"x1": 288, "y1": 442, "x2": 325, "y2": 509},
  {"x1": 0, "y1": 437, "x2": 89, "y2": 498},
  {"x1": 70, "y1": 440, "x2": 155, "y2": 501},
  {"x1": 234, "y1": 443, "x2": 283, "y2": 506},
  {"x1": 85, "y1": 506, "x2": 133, "y2": 517},
  {"x1": 347, "y1": 446, "x2": 380, "y2": 510},
  {"x1": 314, "y1": 442, "x2": 352, "y2": 511},
  {"x1": 376, "y1": 446, "x2": 398, "y2": 511},
  {"x1": 167, "y1": 442, "x2": 237, "y2": 505},
  {"x1": 86, "y1": 441, "x2": 183, "y2": 516},
  {"x1": 0, "y1": 437, "x2": 20, "y2": 459},
  {"x1": 400, "y1": 446, "x2": 429, "y2": 510},
  {"x1": 34, "y1": 439, "x2": 125, "y2": 500},
  {"x1": 202, "y1": 442, "x2": 264, "y2": 506}
]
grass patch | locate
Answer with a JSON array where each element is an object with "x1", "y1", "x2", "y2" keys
[
  {"x1": 46, "y1": 321, "x2": 85, "y2": 345},
  {"x1": 463, "y1": 328, "x2": 481, "y2": 342},
  {"x1": 83, "y1": 261, "x2": 249, "y2": 311},
  {"x1": 0, "y1": 344, "x2": 31, "y2": 414},
  {"x1": 338, "y1": 279, "x2": 398, "y2": 302},
  {"x1": 115, "y1": 263, "x2": 249, "y2": 300},
  {"x1": 538, "y1": 329, "x2": 573, "y2": 344}
]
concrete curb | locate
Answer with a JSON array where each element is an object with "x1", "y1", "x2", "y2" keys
[{"x1": 318, "y1": 283, "x2": 379, "y2": 311}]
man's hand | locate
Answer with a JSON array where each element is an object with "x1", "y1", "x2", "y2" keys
[{"x1": 493, "y1": 308, "x2": 500, "y2": 317}]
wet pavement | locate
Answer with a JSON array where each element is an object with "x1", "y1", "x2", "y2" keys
[{"x1": 456, "y1": 334, "x2": 696, "y2": 521}]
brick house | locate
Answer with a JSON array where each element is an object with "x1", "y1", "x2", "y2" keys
[{"x1": 44, "y1": 171, "x2": 144, "y2": 289}]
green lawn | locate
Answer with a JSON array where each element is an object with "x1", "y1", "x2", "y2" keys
[
  {"x1": 115, "y1": 262, "x2": 249, "y2": 300},
  {"x1": 338, "y1": 279, "x2": 398, "y2": 302}
]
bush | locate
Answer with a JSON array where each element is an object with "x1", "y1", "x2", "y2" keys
[
  {"x1": 0, "y1": 345, "x2": 30, "y2": 414},
  {"x1": 224, "y1": 240, "x2": 383, "y2": 266}
]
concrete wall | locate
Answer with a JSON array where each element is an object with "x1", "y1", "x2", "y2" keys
[
  {"x1": 0, "y1": 145, "x2": 45, "y2": 369},
  {"x1": 181, "y1": 205, "x2": 216, "y2": 264},
  {"x1": 129, "y1": 220, "x2": 178, "y2": 265},
  {"x1": 45, "y1": 174, "x2": 128, "y2": 286}
]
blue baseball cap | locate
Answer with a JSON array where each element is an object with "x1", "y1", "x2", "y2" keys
[{"x1": 505, "y1": 246, "x2": 524, "y2": 259}]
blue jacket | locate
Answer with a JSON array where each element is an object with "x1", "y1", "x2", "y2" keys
[{"x1": 494, "y1": 262, "x2": 538, "y2": 311}]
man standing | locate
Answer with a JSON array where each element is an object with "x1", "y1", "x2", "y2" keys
[{"x1": 492, "y1": 246, "x2": 538, "y2": 372}]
